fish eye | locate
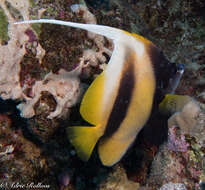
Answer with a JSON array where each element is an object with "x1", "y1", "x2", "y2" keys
[{"x1": 177, "y1": 64, "x2": 185, "y2": 72}]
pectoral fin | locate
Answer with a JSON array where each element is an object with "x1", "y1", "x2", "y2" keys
[{"x1": 159, "y1": 94, "x2": 193, "y2": 116}]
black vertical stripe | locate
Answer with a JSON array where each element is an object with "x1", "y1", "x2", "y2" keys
[
  {"x1": 103, "y1": 52, "x2": 135, "y2": 137},
  {"x1": 147, "y1": 44, "x2": 177, "y2": 103}
]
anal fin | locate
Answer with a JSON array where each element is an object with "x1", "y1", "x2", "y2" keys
[{"x1": 67, "y1": 125, "x2": 102, "y2": 161}]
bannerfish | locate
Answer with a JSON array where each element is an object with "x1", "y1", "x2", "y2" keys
[{"x1": 14, "y1": 19, "x2": 179, "y2": 166}]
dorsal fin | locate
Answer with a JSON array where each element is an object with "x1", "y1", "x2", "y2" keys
[{"x1": 14, "y1": 19, "x2": 125, "y2": 41}]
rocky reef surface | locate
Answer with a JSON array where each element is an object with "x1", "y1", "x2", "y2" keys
[{"x1": 0, "y1": 0, "x2": 204, "y2": 189}]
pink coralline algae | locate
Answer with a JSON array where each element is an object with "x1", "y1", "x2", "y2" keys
[
  {"x1": 25, "y1": 29, "x2": 37, "y2": 42},
  {"x1": 167, "y1": 126, "x2": 189, "y2": 152}
]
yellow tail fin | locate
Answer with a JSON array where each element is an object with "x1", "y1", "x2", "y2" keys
[{"x1": 67, "y1": 125, "x2": 102, "y2": 161}]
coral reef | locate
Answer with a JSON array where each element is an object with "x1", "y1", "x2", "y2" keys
[
  {"x1": 146, "y1": 100, "x2": 205, "y2": 189},
  {"x1": 0, "y1": 0, "x2": 204, "y2": 189},
  {"x1": 0, "y1": 0, "x2": 112, "y2": 119},
  {"x1": 0, "y1": 0, "x2": 82, "y2": 119}
]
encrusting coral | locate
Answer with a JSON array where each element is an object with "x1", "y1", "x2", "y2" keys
[
  {"x1": 0, "y1": 0, "x2": 44, "y2": 105},
  {"x1": 168, "y1": 100, "x2": 205, "y2": 148},
  {"x1": 0, "y1": 0, "x2": 43, "y2": 100},
  {"x1": 18, "y1": 68, "x2": 81, "y2": 119}
]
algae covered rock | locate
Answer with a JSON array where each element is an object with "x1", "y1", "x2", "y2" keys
[{"x1": 99, "y1": 165, "x2": 139, "y2": 190}]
